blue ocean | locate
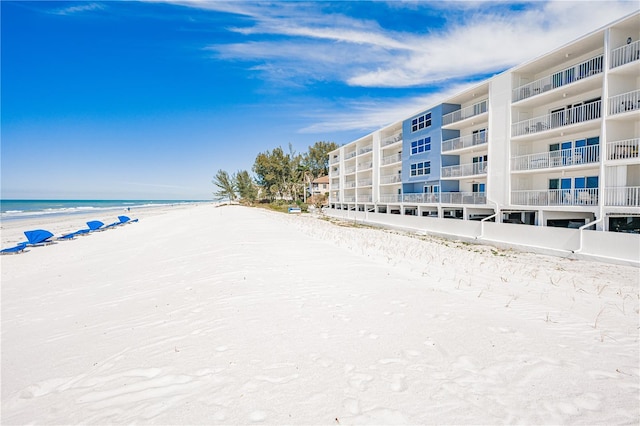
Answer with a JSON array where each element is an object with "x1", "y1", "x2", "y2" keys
[{"x1": 0, "y1": 200, "x2": 206, "y2": 222}]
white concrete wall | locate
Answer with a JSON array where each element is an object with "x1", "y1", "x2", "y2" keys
[
  {"x1": 324, "y1": 209, "x2": 639, "y2": 266},
  {"x1": 487, "y1": 71, "x2": 513, "y2": 209}
]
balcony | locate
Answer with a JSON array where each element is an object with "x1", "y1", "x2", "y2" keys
[
  {"x1": 381, "y1": 153, "x2": 402, "y2": 166},
  {"x1": 442, "y1": 161, "x2": 488, "y2": 178},
  {"x1": 440, "y1": 192, "x2": 486, "y2": 204},
  {"x1": 357, "y1": 161, "x2": 373, "y2": 170},
  {"x1": 403, "y1": 193, "x2": 436, "y2": 203},
  {"x1": 611, "y1": 40, "x2": 640, "y2": 69},
  {"x1": 608, "y1": 138, "x2": 639, "y2": 160},
  {"x1": 443, "y1": 100, "x2": 488, "y2": 126},
  {"x1": 512, "y1": 55, "x2": 603, "y2": 102},
  {"x1": 608, "y1": 90, "x2": 640, "y2": 115},
  {"x1": 357, "y1": 195, "x2": 372, "y2": 203},
  {"x1": 357, "y1": 179, "x2": 372, "y2": 187},
  {"x1": 344, "y1": 181, "x2": 356, "y2": 189},
  {"x1": 330, "y1": 156, "x2": 340, "y2": 164},
  {"x1": 345, "y1": 150, "x2": 357, "y2": 159},
  {"x1": 381, "y1": 132, "x2": 403, "y2": 147},
  {"x1": 380, "y1": 175, "x2": 401, "y2": 185},
  {"x1": 512, "y1": 100, "x2": 601, "y2": 137},
  {"x1": 511, "y1": 188, "x2": 599, "y2": 206},
  {"x1": 604, "y1": 186, "x2": 640, "y2": 206},
  {"x1": 358, "y1": 145, "x2": 373, "y2": 156},
  {"x1": 442, "y1": 132, "x2": 488, "y2": 153},
  {"x1": 343, "y1": 196, "x2": 356, "y2": 203},
  {"x1": 344, "y1": 165, "x2": 356, "y2": 175},
  {"x1": 379, "y1": 194, "x2": 401, "y2": 203},
  {"x1": 512, "y1": 145, "x2": 600, "y2": 171}
]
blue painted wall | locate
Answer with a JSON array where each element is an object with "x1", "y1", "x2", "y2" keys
[{"x1": 401, "y1": 103, "x2": 465, "y2": 194}]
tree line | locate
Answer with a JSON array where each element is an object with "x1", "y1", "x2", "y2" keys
[{"x1": 212, "y1": 141, "x2": 338, "y2": 206}]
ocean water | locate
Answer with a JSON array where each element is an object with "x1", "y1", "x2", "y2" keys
[{"x1": 0, "y1": 200, "x2": 206, "y2": 222}]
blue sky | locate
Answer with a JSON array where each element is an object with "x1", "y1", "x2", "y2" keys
[{"x1": 2, "y1": 1, "x2": 638, "y2": 200}]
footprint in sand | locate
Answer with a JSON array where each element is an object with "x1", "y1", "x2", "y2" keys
[{"x1": 348, "y1": 372, "x2": 374, "y2": 392}]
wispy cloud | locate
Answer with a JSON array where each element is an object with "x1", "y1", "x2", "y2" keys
[
  {"x1": 156, "y1": 0, "x2": 639, "y2": 133},
  {"x1": 177, "y1": 1, "x2": 639, "y2": 89},
  {"x1": 51, "y1": 2, "x2": 105, "y2": 16}
]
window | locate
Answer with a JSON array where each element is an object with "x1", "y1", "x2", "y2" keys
[
  {"x1": 550, "y1": 136, "x2": 600, "y2": 165},
  {"x1": 411, "y1": 113, "x2": 432, "y2": 132},
  {"x1": 410, "y1": 161, "x2": 431, "y2": 176},
  {"x1": 549, "y1": 176, "x2": 598, "y2": 203},
  {"x1": 410, "y1": 137, "x2": 431, "y2": 155},
  {"x1": 472, "y1": 129, "x2": 486, "y2": 145},
  {"x1": 472, "y1": 183, "x2": 486, "y2": 193}
]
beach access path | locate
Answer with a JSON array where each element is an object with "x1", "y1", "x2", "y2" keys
[{"x1": 1, "y1": 204, "x2": 638, "y2": 424}]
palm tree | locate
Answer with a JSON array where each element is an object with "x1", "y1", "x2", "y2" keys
[{"x1": 212, "y1": 169, "x2": 237, "y2": 201}]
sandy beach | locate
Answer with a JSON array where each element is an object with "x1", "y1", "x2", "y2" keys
[{"x1": 1, "y1": 204, "x2": 638, "y2": 424}]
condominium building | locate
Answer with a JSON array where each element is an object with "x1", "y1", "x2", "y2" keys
[{"x1": 328, "y1": 11, "x2": 639, "y2": 233}]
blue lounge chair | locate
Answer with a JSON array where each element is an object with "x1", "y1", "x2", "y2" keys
[
  {"x1": 23, "y1": 229, "x2": 55, "y2": 246},
  {"x1": 105, "y1": 216, "x2": 131, "y2": 228},
  {"x1": 87, "y1": 220, "x2": 105, "y2": 231},
  {"x1": 0, "y1": 242, "x2": 27, "y2": 255},
  {"x1": 58, "y1": 221, "x2": 105, "y2": 240},
  {"x1": 117, "y1": 215, "x2": 138, "y2": 224}
]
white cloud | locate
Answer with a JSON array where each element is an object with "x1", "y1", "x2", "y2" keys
[
  {"x1": 189, "y1": 1, "x2": 640, "y2": 89},
  {"x1": 52, "y1": 3, "x2": 105, "y2": 15},
  {"x1": 162, "y1": 0, "x2": 639, "y2": 133}
]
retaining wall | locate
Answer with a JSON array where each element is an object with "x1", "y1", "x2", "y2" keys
[{"x1": 324, "y1": 209, "x2": 639, "y2": 267}]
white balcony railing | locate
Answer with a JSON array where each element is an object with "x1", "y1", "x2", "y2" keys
[
  {"x1": 442, "y1": 132, "x2": 488, "y2": 152},
  {"x1": 357, "y1": 179, "x2": 372, "y2": 187},
  {"x1": 402, "y1": 193, "x2": 433, "y2": 203},
  {"x1": 343, "y1": 196, "x2": 356, "y2": 203},
  {"x1": 358, "y1": 145, "x2": 373, "y2": 156},
  {"x1": 345, "y1": 151, "x2": 357, "y2": 159},
  {"x1": 604, "y1": 187, "x2": 640, "y2": 206},
  {"x1": 330, "y1": 156, "x2": 340, "y2": 164},
  {"x1": 611, "y1": 40, "x2": 640, "y2": 69},
  {"x1": 380, "y1": 175, "x2": 401, "y2": 185},
  {"x1": 511, "y1": 188, "x2": 599, "y2": 206},
  {"x1": 381, "y1": 132, "x2": 403, "y2": 147},
  {"x1": 512, "y1": 100, "x2": 602, "y2": 137},
  {"x1": 608, "y1": 138, "x2": 639, "y2": 160},
  {"x1": 379, "y1": 194, "x2": 401, "y2": 203},
  {"x1": 357, "y1": 195, "x2": 372, "y2": 202},
  {"x1": 344, "y1": 166, "x2": 356, "y2": 174},
  {"x1": 399, "y1": 192, "x2": 487, "y2": 204},
  {"x1": 381, "y1": 153, "x2": 402, "y2": 165},
  {"x1": 358, "y1": 161, "x2": 373, "y2": 170},
  {"x1": 442, "y1": 99, "x2": 488, "y2": 126},
  {"x1": 439, "y1": 192, "x2": 487, "y2": 204},
  {"x1": 512, "y1": 55, "x2": 603, "y2": 102},
  {"x1": 512, "y1": 145, "x2": 600, "y2": 171},
  {"x1": 609, "y1": 90, "x2": 640, "y2": 115},
  {"x1": 344, "y1": 181, "x2": 356, "y2": 189},
  {"x1": 441, "y1": 161, "x2": 488, "y2": 178}
]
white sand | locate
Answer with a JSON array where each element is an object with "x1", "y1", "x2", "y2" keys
[{"x1": 1, "y1": 204, "x2": 638, "y2": 425}]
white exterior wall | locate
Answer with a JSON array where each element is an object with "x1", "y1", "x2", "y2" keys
[
  {"x1": 487, "y1": 71, "x2": 512, "y2": 210},
  {"x1": 327, "y1": 12, "x2": 639, "y2": 259}
]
